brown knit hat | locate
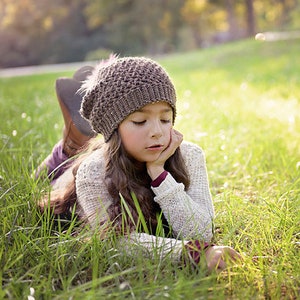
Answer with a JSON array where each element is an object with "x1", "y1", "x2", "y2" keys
[{"x1": 80, "y1": 57, "x2": 177, "y2": 142}]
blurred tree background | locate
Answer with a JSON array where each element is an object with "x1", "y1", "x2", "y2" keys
[{"x1": 0, "y1": 0, "x2": 299, "y2": 68}]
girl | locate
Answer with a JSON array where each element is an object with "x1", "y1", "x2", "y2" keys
[{"x1": 38, "y1": 56, "x2": 241, "y2": 272}]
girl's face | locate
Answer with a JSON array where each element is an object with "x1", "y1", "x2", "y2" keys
[{"x1": 118, "y1": 101, "x2": 173, "y2": 163}]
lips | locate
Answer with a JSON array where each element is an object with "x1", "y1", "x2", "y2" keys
[{"x1": 147, "y1": 144, "x2": 164, "y2": 150}]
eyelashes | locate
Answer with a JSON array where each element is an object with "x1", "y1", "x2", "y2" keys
[
  {"x1": 132, "y1": 119, "x2": 171, "y2": 125},
  {"x1": 132, "y1": 120, "x2": 146, "y2": 125}
]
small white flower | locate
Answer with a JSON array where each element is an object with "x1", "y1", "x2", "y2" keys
[
  {"x1": 27, "y1": 287, "x2": 35, "y2": 300},
  {"x1": 119, "y1": 281, "x2": 130, "y2": 290}
]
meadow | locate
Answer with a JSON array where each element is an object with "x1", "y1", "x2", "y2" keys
[{"x1": 0, "y1": 38, "x2": 299, "y2": 299}]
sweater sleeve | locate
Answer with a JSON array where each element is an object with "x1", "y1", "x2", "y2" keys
[
  {"x1": 151, "y1": 141, "x2": 215, "y2": 242},
  {"x1": 118, "y1": 232, "x2": 189, "y2": 263}
]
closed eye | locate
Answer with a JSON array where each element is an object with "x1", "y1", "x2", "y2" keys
[
  {"x1": 132, "y1": 119, "x2": 171, "y2": 125},
  {"x1": 132, "y1": 120, "x2": 146, "y2": 125}
]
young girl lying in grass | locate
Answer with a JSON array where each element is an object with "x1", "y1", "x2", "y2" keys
[{"x1": 37, "y1": 56, "x2": 241, "y2": 272}]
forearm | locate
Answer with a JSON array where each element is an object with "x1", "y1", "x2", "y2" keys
[
  {"x1": 117, "y1": 232, "x2": 241, "y2": 272},
  {"x1": 152, "y1": 173, "x2": 214, "y2": 241},
  {"x1": 118, "y1": 232, "x2": 189, "y2": 262}
]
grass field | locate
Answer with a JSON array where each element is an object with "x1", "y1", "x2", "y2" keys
[{"x1": 0, "y1": 38, "x2": 299, "y2": 299}]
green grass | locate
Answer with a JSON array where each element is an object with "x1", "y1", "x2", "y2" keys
[{"x1": 1, "y1": 38, "x2": 299, "y2": 299}]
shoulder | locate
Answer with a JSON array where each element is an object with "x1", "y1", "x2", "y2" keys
[
  {"x1": 180, "y1": 140, "x2": 205, "y2": 158},
  {"x1": 179, "y1": 141, "x2": 207, "y2": 169},
  {"x1": 76, "y1": 147, "x2": 106, "y2": 181},
  {"x1": 75, "y1": 146, "x2": 111, "y2": 226}
]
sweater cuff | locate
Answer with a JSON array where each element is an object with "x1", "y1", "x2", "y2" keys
[{"x1": 151, "y1": 170, "x2": 168, "y2": 187}]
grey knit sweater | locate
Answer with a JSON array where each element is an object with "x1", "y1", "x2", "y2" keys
[{"x1": 55, "y1": 141, "x2": 215, "y2": 262}]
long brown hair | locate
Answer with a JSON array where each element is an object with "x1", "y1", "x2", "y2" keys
[{"x1": 39, "y1": 131, "x2": 190, "y2": 234}]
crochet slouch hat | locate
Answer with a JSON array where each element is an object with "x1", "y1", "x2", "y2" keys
[{"x1": 80, "y1": 57, "x2": 177, "y2": 142}]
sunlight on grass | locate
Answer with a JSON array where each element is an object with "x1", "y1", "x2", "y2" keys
[{"x1": 0, "y1": 39, "x2": 299, "y2": 299}]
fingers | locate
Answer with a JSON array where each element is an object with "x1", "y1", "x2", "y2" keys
[
  {"x1": 168, "y1": 129, "x2": 183, "y2": 152},
  {"x1": 226, "y1": 246, "x2": 243, "y2": 262},
  {"x1": 147, "y1": 129, "x2": 183, "y2": 171},
  {"x1": 171, "y1": 129, "x2": 183, "y2": 144},
  {"x1": 216, "y1": 260, "x2": 227, "y2": 271},
  {"x1": 206, "y1": 246, "x2": 242, "y2": 273},
  {"x1": 161, "y1": 129, "x2": 182, "y2": 159}
]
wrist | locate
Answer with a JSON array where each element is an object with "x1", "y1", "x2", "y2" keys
[
  {"x1": 151, "y1": 170, "x2": 168, "y2": 187},
  {"x1": 184, "y1": 240, "x2": 215, "y2": 266},
  {"x1": 147, "y1": 165, "x2": 165, "y2": 180}
]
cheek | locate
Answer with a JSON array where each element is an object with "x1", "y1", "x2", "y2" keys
[
  {"x1": 119, "y1": 126, "x2": 139, "y2": 150},
  {"x1": 123, "y1": 133, "x2": 137, "y2": 146}
]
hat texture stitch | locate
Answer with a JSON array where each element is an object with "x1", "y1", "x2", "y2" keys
[{"x1": 80, "y1": 57, "x2": 177, "y2": 142}]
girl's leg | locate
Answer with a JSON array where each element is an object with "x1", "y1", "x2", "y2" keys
[{"x1": 35, "y1": 65, "x2": 97, "y2": 183}]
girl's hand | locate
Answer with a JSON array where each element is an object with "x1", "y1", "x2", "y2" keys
[
  {"x1": 159, "y1": 128, "x2": 183, "y2": 163},
  {"x1": 205, "y1": 245, "x2": 242, "y2": 272},
  {"x1": 147, "y1": 129, "x2": 183, "y2": 179}
]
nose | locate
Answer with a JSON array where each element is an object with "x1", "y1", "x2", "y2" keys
[{"x1": 150, "y1": 120, "x2": 163, "y2": 138}]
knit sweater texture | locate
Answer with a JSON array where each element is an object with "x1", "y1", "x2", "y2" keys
[{"x1": 55, "y1": 141, "x2": 215, "y2": 262}]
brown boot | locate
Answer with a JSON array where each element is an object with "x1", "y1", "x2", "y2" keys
[{"x1": 55, "y1": 66, "x2": 96, "y2": 157}]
